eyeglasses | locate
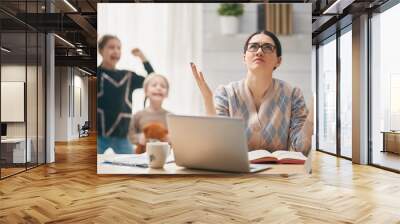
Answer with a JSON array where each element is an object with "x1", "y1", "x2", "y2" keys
[{"x1": 246, "y1": 42, "x2": 276, "y2": 54}]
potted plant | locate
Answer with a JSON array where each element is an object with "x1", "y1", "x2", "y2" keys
[{"x1": 218, "y1": 3, "x2": 244, "y2": 35}]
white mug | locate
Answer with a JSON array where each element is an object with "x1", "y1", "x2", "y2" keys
[{"x1": 146, "y1": 142, "x2": 170, "y2": 168}]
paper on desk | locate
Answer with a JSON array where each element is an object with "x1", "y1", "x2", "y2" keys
[{"x1": 104, "y1": 151, "x2": 175, "y2": 167}]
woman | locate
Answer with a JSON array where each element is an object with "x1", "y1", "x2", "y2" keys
[
  {"x1": 97, "y1": 35, "x2": 154, "y2": 154},
  {"x1": 190, "y1": 30, "x2": 313, "y2": 156}
]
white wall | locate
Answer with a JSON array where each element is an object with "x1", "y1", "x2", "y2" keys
[
  {"x1": 46, "y1": 32, "x2": 55, "y2": 163},
  {"x1": 1, "y1": 64, "x2": 46, "y2": 163},
  {"x1": 1, "y1": 65, "x2": 39, "y2": 137},
  {"x1": 312, "y1": 46, "x2": 317, "y2": 151},
  {"x1": 1, "y1": 65, "x2": 26, "y2": 141},
  {"x1": 203, "y1": 4, "x2": 257, "y2": 35},
  {"x1": 292, "y1": 4, "x2": 312, "y2": 35},
  {"x1": 72, "y1": 73, "x2": 89, "y2": 138},
  {"x1": 55, "y1": 66, "x2": 68, "y2": 141},
  {"x1": 203, "y1": 3, "x2": 311, "y2": 36},
  {"x1": 54, "y1": 67, "x2": 89, "y2": 141}
]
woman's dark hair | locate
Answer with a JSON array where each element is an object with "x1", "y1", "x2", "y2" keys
[
  {"x1": 243, "y1": 30, "x2": 282, "y2": 57},
  {"x1": 98, "y1": 35, "x2": 120, "y2": 51}
]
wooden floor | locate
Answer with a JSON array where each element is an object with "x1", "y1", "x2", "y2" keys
[
  {"x1": 1, "y1": 135, "x2": 400, "y2": 223},
  {"x1": 1, "y1": 163, "x2": 44, "y2": 178},
  {"x1": 1, "y1": 167, "x2": 26, "y2": 178},
  {"x1": 372, "y1": 151, "x2": 400, "y2": 171}
]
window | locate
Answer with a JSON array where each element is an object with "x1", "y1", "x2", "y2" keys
[
  {"x1": 317, "y1": 36, "x2": 337, "y2": 154},
  {"x1": 0, "y1": 1, "x2": 46, "y2": 179},
  {"x1": 371, "y1": 2, "x2": 400, "y2": 171},
  {"x1": 340, "y1": 29, "x2": 352, "y2": 158}
]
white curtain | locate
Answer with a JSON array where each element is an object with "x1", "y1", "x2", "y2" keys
[{"x1": 97, "y1": 3, "x2": 204, "y2": 115}]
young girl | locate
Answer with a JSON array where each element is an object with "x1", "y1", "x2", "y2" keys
[
  {"x1": 129, "y1": 74, "x2": 171, "y2": 152},
  {"x1": 97, "y1": 34, "x2": 154, "y2": 154}
]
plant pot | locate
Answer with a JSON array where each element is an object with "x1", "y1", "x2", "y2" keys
[{"x1": 219, "y1": 16, "x2": 239, "y2": 35}]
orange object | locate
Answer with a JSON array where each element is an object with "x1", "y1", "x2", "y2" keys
[{"x1": 136, "y1": 123, "x2": 168, "y2": 154}]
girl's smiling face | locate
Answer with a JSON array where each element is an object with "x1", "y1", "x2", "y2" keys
[
  {"x1": 99, "y1": 38, "x2": 121, "y2": 68},
  {"x1": 145, "y1": 76, "x2": 169, "y2": 103}
]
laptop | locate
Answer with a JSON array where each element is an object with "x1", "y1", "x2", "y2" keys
[{"x1": 167, "y1": 114, "x2": 271, "y2": 173}]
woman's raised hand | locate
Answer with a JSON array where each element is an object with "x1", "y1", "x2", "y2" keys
[
  {"x1": 190, "y1": 62, "x2": 216, "y2": 115},
  {"x1": 131, "y1": 48, "x2": 147, "y2": 62},
  {"x1": 190, "y1": 63, "x2": 212, "y2": 99}
]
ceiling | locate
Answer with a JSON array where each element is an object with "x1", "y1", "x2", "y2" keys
[
  {"x1": 0, "y1": 0, "x2": 393, "y2": 73},
  {"x1": 1, "y1": 0, "x2": 99, "y2": 73},
  {"x1": 309, "y1": 0, "x2": 391, "y2": 43}
]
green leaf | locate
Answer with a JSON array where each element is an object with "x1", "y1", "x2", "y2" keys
[{"x1": 217, "y1": 3, "x2": 244, "y2": 17}]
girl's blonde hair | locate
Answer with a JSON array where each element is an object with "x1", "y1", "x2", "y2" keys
[{"x1": 143, "y1": 73, "x2": 170, "y2": 108}]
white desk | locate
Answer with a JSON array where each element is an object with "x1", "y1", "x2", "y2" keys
[
  {"x1": 97, "y1": 154, "x2": 311, "y2": 175},
  {"x1": 1, "y1": 138, "x2": 31, "y2": 163}
]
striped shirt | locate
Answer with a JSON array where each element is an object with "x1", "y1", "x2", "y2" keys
[{"x1": 214, "y1": 78, "x2": 313, "y2": 156}]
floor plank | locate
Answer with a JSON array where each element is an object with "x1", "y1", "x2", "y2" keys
[{"x1": 372, "y1": 151, "x2": 400, "y2": 171}]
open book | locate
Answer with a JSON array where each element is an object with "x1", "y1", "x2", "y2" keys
[{"x1": 248, "y1": 150, "x2": 307, "y2": 164}]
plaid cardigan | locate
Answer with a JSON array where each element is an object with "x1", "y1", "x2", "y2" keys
[{"x1": 214, "y1": 78, "x2": 313, "y2": 156}]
